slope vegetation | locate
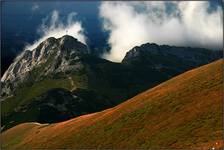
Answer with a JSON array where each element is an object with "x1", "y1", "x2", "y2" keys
[
  {"x1": 2, "y1": 59, "x2": 223, "y2": 149},
  {"x1": 1, "y1": 36, "x2": 222, "y2": 131}
]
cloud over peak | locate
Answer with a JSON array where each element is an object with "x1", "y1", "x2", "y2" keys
[
  {"x1": 25, "y1": 10, "x2": 86, "y2": 51},
  {"x1": 100, "y1": 1, "x2": 223, "y2": 62}
]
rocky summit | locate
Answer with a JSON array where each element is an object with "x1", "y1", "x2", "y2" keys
[{"x1": 1, "y1": 35, "x2": 88, "y2": 97}]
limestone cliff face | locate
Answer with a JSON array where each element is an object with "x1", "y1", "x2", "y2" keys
[{"x1": 1, "y1": 35, "x2": 88, "y2": 96}]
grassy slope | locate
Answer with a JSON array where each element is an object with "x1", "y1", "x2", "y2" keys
[{"x1": 2, "y1": 60, "x2": 223, "y2": 149}]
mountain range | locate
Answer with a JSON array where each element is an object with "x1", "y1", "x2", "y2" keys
[
  {"x1": 1, "y1": 35, "x2": 222, "y2": 131},
  {"x1": 2, "y1": 59, "x2": 223, "y2": 149}
]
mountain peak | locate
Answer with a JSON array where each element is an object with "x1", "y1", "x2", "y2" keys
[
  {"x1": 57, "y1": 35, "x2": 88, "y2": 54},
  {"x1": 1, "y1": 35, "x2": 89, "y2": 96},
  {"x1": 59, "y1": 35, "x2": 78, "y2": 41},
  {"x1": 34, "y1": 35, "x2": 85, "y2": 52},
  {"x1": 59, "y1": 35, "x2": 78, "y2": 46}
]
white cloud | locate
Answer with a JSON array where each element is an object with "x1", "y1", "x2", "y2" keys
[
  {"x1": 25, "y1": 10, "x2": 86, "y2": 50},
  {"x1": 99, "y1": 1, "x2": 223, "y2": 62},
  {"x1": 31, "y1": 3, "x2": 39, "y2": 11}
]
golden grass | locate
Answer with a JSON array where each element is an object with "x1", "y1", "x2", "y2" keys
[{"x1": 2, "y1": 59, "x2": 223, "y2": 149}]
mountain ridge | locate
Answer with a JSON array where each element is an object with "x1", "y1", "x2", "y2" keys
[
  {"x1": 2, "y1": 59, "x2": 223, "y2": 149},
  {"x1": 122, "y1": 42, "x2": 222, "y2": 70},
  {"x1": 1, "y1": 35, "x2": 222, "y2": 131}
]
